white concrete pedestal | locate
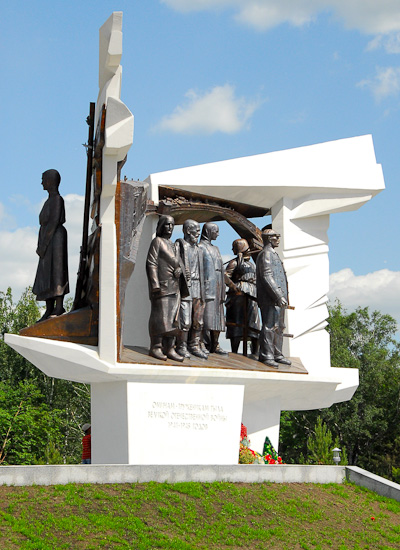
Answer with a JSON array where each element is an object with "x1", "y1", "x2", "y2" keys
[
  {"x1": 5, "y1": 334, "x2": 360, "y2": 458},
  {"x1": 91, "y1": 382, "x2": 244, "y2": 464}
]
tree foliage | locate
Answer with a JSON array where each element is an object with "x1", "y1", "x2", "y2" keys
[
  {"x1": 280, "y1": 301, "x2": 400, "y2": 479},
  {"x1": 304, "y1": 416, "x2": 347, "y2": 465},
  {"x1": 0, "y1": 287, "x2": 90, "y2": 464}
]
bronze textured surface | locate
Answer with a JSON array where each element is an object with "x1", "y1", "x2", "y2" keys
[
  {"x1": 156, "y1": 195, "x2": 265, "y2": 257},
  {"x1": 120, "y1": 346, "x2": 307, "y2": 374},
  {"x1": 158, "y1": 186, "x2": 270, "y2": 219},
  {"x1": 19, "y1": 306, "x2": 98, "y2": 346}
]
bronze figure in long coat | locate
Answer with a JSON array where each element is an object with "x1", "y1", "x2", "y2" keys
[
  {"x1": 32, "y1": 169, "x2": 69, "y2": 322},
  {"x1": 146, "y1": 215, "x2": 186, "y2": 362},
  {"x1": 175, "y1": 219, "x2": 207, "y2": 359},
  {"x1": 199, "y1": 222, "x2": 227, "y2": 355}
]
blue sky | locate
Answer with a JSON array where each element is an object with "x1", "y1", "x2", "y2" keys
[{"x1": 1, "y1": 1, "x2": 400, "y2": 323}]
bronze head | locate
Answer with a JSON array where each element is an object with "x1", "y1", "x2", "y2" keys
[
  {"x1": 156, "y1": 215, "x2": 175, "y2": 239},
  {"x1": 201, "y1": 222, "x2": 219, "y2": 242},
  {"x1": 262, "y1": 228, "x2": 280, "y2": 247},
  {"x1": 42, "y1": 169, "x2": 61, "y2": 192},
  {"x1": 183, "y1": 219, "x2": 200, "y2": 244},
  {"x1": 232, "y1": 238, "x2": 250, "y2": 255}
]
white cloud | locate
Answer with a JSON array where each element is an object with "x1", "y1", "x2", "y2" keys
[
  {"x1": 367, "y1": 32, "x2": 400, "y2": 54},
  {"x1": 0, "y1": 202, "x2": 16, "y2": 230},
  {"x1": 329, "y1": 268, "x2": 400, "y2": 329},
  {"x1": 0, "y1": 195, "x2": 84, "y2": 302},
  {"x1": 154, "y1": 84, "x2": 262, "y2": 135},
  {"x1": 162, "y1": 0, "x2": 400, "y2": 34},
  {"x1": 357, "y1": 66, "x2": 400, "y2": 101}
]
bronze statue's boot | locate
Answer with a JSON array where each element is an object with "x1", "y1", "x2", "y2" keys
[
  {"x1": 163, "y1": 337, "x2": 184, "y2": 362},
  {"x1": 200, "y1": 341, "x2": 209, "y2": 355},
  {"x1": 275, "y1": 356, "x2": 291, "y2": 366},
  {"x1": 51, "y1": 307, "x2": 66, "y2": 317},
  {"x1": 274, "y1": 332, "x2": 290, "y2": 365},
  {"x1": 261, "y1": 357, "x2": 280, "y2": 368},
  {"x1": 37, "y1": 299, "x2": 55, "y2": 322},
  {"x1": 51, "y1": 296, "x2": 65, "y2": 317},
  {"x1": 230, "y1": 337, "x2": 241, "y2": 354},
  {"x1": 149, "y1": 337, "x2": 167, "y2": 361},
  {"x1": 274, "y1": 331, "x2": 292, "y2": 365},
  {"x1": 259, "y1": 331, "x2": 279, "y2": 368},
  {"x1": 188, "y1": 331, "x2": 208, "y2": 359},
  {"x1": 210, "y1": 331, "x2": 228, "y2": 356},
  {"x1": 249, "y1": 337, "x2": 259, "y2": 360},
  {"x1": 176, "y1": 332, "x2": 191, "y2": 358}
]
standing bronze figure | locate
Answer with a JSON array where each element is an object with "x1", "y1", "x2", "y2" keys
[
  {"x1": 146, "y1": 215, "x2": 185, "y2": 362},
  {"x1": 33, "y1": 169, "x2": 69, "y2": 321},
  {"x1": 225, "y1": 238, "x2": 260, "y2": 356},
  {"x1": 199, "y1": 222, "x2": 227, "y2": 355},
  {"x1": 256, "y1": 228, "x2": 291, "y2": 368},
  {"x1": 175, "y1": 220, "x2": 208, "y2": 360}
]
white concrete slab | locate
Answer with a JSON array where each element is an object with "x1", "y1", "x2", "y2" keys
[{"x1": 0, "y1": 464, "x2": 347, "y2": 486}]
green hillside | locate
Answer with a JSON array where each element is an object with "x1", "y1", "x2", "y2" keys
[{"x1": 0, "y1": 481, "x2": 399, "y2": 549}]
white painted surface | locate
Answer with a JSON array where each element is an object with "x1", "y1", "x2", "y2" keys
[
  {"x1": 92, "y1": 382, "x2": 244, "y2": 464},
  {"x1": 243, "y1": 397, "x2": 281, "y2": 453},
  {"x1": 97, "y1": 12, "x2": 134, "y2": 364},
  {"x1": 5, "y1": 333, "x2": 358, "y2": 411},
  {"x1": 146, "y1": 134, "x2": 384, "y2": 207},
  {"x1": 92, "y1": 382, "x2": 129, "y2": 464},
  {"x1": 0, "y1": 464, "x2": 347, "y2": 486}
]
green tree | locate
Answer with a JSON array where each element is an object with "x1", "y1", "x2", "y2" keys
[
  {"x1": 0, "y1": 381, "x2": 64, "y2": 465},
  {"x1": 0, "y1": 287, "x2": 90, "y2": 464},
  {"x1": 280, "y1": 301, "x2": 400, "y2": 479},
  {"x1": 305, "y1": 416, "x2": 347, "y2": 465}
]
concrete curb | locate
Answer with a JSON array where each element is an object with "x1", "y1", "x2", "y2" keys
[
  {"x1": 346, "y1": 466, "x2": 400, "y2": 502},
  {"x1": 2, "y1": 464, "x2": 400, "y2": 503},
  {"x1": 1, "y1": 464, "x2": 345, "y2": 486}
]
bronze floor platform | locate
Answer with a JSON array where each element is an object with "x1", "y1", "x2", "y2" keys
[{"x1": 120, "y1": 346, "x2": 307, "y2": 375}]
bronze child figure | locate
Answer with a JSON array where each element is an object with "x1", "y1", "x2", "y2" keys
[
  {"x1": 225, "y1": 238, "x2": 260, "y2": 356},
  {"x1": 33, "y1": 169, "x2": 69, "y2": 321}
]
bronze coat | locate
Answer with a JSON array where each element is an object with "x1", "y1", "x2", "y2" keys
[
  {"x1": 199, "y1": 236, "x2": 226, "y2": 331},
  {"x1": 146, "y1": 236, "x2": 182, "y2": 336},
  {"x1": 32, "y1": 193, "x2": 69, "y2": 301}
]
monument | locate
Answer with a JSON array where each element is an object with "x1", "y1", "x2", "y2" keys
[{"x1": 5, "y1": 12, "x2": 385, "y2": 464}]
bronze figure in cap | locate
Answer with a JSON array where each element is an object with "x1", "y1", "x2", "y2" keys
[{"x1": 256, "y1": 229, "x2": 291, "y2": 368}]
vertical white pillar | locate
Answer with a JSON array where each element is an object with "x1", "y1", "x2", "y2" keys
[
  {"x1": 95, "y1": 13, "x2": 134, "y2": 362},
  {"x1": 91, "y1": 382, "x2": 129, "y2": 464},
  {"x1": 244, "y1": 397, "x2": 281, "y2": 453},
  {"x1": 271, "y1": 198, "x2": 331, "y2": 374},
  {"x1": 98, "y1": 159, "x2": 118, "y2": 363}
]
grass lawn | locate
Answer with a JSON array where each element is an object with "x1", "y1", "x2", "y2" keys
[{"x1": 0, "y1": 481, "x2": 399, "y2": 549}]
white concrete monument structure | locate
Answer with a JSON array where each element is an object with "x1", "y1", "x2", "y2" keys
[{"x1": 5, "y1": 13, "x2": 385, "y2": 464}]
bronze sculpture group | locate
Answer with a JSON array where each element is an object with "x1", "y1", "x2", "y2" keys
[
  {"x1": 30, "y1": 171, "x2": 291, "y2": 369},
  {"x1": 146, "y1": 215, "x2": 291, "y2": 368}
]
